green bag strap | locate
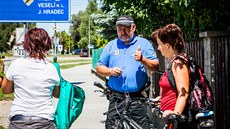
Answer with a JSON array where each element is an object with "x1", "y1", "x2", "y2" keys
[{"x1": 53, "y1": 56, "x2": 62, "y2": 78}]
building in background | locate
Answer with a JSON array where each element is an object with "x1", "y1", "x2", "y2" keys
[{"x1": 13, "y1": 27, "x2": 26, "y2": 56}]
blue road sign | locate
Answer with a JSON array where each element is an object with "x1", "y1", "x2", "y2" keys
[{"x1": 0, "y1": 0, "x2": 70, "y2": 22}]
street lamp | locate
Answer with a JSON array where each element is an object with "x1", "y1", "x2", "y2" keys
[{"x1": 53, "y1": 23, "x2": 57, "y2": 57}]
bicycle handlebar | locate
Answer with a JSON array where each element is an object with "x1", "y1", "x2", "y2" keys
[
  {"x1": 94, "y1": 81, "x2": 123, "y2": 100},
  {"x1": 165, "y1": 113, "x2": 187, "y2": 123},
  {"x1": 94, "y1": 81, "x2": 107, "y2": 91},
  {"x1": 151, "y1": 106, "x2": 187, "y2": 123},
  {"x1": 139, "y1": 97, "x2": 160, "y2": 104},
  {"x1": 93, "y1": 81, "x2": 160, "y2": 105}
]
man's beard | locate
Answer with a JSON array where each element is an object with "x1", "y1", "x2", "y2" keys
[{"x1": 119, "y1": 34, "x2": 134, "y2": 43}]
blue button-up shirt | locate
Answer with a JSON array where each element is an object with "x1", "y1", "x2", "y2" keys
[{"x1": 97, "y1": 35, "x2": 158, "y2": 92}]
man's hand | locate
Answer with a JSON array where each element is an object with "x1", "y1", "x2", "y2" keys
[
  {"x1": 134, "y1": 46, "x2": 143, "y2": 61},
  {"x1": 110, "y1": 67, "x2": 122, "y2": 76}
]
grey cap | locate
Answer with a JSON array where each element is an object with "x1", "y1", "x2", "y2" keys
[{"x1": 116, "y1": 15, "x2": 135, "y2": 26}]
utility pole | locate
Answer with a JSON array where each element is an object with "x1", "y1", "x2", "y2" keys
[
  {"x1": 24, "y1": 22, "x2": 28, "y2": 32},
  {"x1": 88, "y1": 16, "x2": 91, "y2": 57},
  {"x1": 69, "y1": 35, "x2": 71, "y2": 55},
  {"x1": 54, "y1": 23, "x2": 57, "y2": 57}
]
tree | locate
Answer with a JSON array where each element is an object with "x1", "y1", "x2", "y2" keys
[
  {"x1": 70, "y1": 0, "x2": 103, "y2": 49},
  {"x1": 91, "y1": 5, "x2": 118, "y2": 42},
  {"x1": 0, "y1": 23, "x2": 23, "y2": 53},
  {"x1": 57, "y1": 31, "x2": 72, "y2": 54},
  {"x1": 102, "y1": 0, "x2": 230, "y2": 41},
  {"x1": 70, "y1": 11, "x2": 84, "y2": 49},
  {"x1": 0, "y1": 23, "x2": 36, "y2": 53}
]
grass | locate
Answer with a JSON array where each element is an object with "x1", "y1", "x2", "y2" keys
[
  {"x1": 0, "y1": 53, "x2": 13, "y2": 57},
  {"x1": 58, "y1": 59, "x2": 91, "y2": 69},
  {"x1": 57, "y1": 59, "x2": 91, "y2": 64},
  {"x1": 0, "y1": 89, "x2": 14, "y2": 101},
  {"x1": 60, "y1": 62, "x2": 91, "y2": 69},
  {"x1": 0, "y1": 125, "x2": 5, "y2": 129}
]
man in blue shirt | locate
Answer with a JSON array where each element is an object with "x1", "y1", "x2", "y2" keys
[{"x1": 96, "y1": 15, "x2": 159, "y2": 129}]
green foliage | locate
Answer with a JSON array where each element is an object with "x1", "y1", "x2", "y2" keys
[
  {"x1": 78, "y1": 37, "x2": 88, "y2": 49},
  {"x1": 0, "y1": 23, "x2": 21, "y2": 53},
  {"x1": 70, "y1": 0, "x2": 229, "y2": 48},
  {"x1": 0, "y1": 72, "x2": 4, "y2": 77},
  {"x1": 70, "y1": 12, "x2": 83, "y2": 49},
  {"x1": 91, "y1": 6, "x2": 118, "y2": 41},
  {"x1": 0, "y1": 23, "x2": 36, "y2": 53},
  {"x1": 102, "y1": 0, "x2": 230, "y2": 41},
  {"x1": 0, "y1": 125, "x2": 6, "y2": 129},
  {"x1": 96, "y1": 36, "x2": 108, "y2": 48},
  {"x1": 57, "y1": 31, "x2": 72, "y2": 54},
  {"x1": 70, "y1": 0, "x2": 101, "y2": 50}
]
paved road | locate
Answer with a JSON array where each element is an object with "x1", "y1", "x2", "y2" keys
[
  {"x1": 62, "y1": 64, "x2": 108, "y2": 129},
  {"x1": 0, "y1": 60, "x2": 108, "y2": 129}
]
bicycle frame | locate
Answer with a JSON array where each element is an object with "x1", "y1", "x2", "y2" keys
[
  {"x1": 94, "y1": 81, "x2": 145, "y2": 129},
  {"x1": 116, "y1": 93, "x2": 143, "y2": 129},
  {"x1": 94, "y1": 80, "x2": 192, "y2": 129}
]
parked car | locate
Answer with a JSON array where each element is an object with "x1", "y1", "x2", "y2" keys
[
  {"x1": 73, "y1": 49, "x2": 81, "y2": 55},
  {"x1": 80, "y1": 49, "x2": 89, "y2": 57}
]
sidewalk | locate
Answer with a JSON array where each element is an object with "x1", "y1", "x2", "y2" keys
[{"x1": 0, "y1": 64, "x2": 108, "y2": 129}]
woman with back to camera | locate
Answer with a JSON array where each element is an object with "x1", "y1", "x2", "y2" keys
[
  {"x1": 1, "y1": 28, "x2": 60, "y2": 129},
  {"x1": 152, "y1": 24, "x2": 197, "y2": 129}
]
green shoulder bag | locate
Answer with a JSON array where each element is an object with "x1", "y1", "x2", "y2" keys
[{"x1": 53, "y1": 61, "x2": 85, "y2": 129}]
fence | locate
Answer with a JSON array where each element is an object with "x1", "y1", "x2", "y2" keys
[
  {"x1": 92, "y1": 31, "x2": 230, "y2": 129},
  {"x1": 211, "y1": 34, "x2": 229, "y2": 129},
  {"x1": 188, "y1": 32, "x2": 229, "y2": 129}
]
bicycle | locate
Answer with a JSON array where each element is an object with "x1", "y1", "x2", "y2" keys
[
  {"x1": 94, "y1": 81, "x2": 145, "y2": 129},
  {"x1": 93, "y1": 81, "x2": 188, "y2": 129}
]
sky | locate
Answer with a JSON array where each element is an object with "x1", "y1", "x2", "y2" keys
[{"x1": 36, "y1": 0, "x2": 89, "y2": 36}]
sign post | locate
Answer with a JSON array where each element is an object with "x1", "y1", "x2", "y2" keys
[{"x1": 0, "y1": 0, "x2": 70, "y2": 22}]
